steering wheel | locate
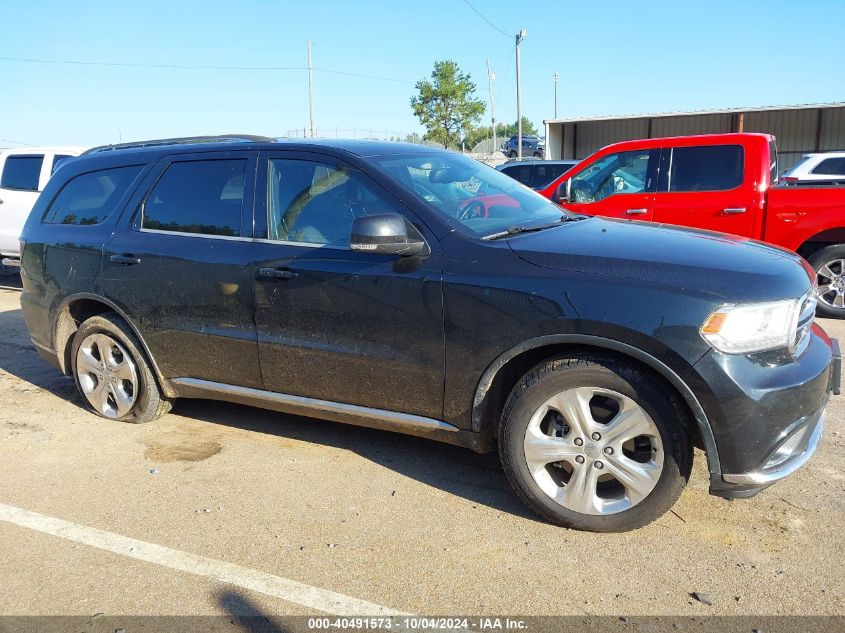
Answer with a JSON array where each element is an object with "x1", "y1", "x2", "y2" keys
[
  {"x1": 412, "y1": 182, "x2": 439, "y2": 203},
  {"x1": 458, "y1": 200, "x2": 486, "y2": 221}
]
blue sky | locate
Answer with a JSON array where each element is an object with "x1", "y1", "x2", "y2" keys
[{"x1": 2, "y1": 0, "x2": 843, "y2": 147}]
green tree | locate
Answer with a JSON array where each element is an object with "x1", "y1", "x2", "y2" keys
[
  {"x1": 501, "y1": 117, "x2": 539, "y2": 138},
  {"x1": 463, "y1": 117, "x2": 541, "y2": 152},
  {"x1": 411, "y1": 60, "x2": 485, "y2": 149}
]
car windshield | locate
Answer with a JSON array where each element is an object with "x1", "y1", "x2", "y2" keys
[{"x1": 371, "y1": 152, "x2": 567, "y2": 237}]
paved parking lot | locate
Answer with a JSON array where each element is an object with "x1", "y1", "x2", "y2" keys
[{"x1": 1, "y1": 275, "x2": 844, "y2": 619}]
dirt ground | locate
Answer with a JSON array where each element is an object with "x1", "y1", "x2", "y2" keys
[{"x1": 1, "y1": 274, "x2": 843, "y2": 620}]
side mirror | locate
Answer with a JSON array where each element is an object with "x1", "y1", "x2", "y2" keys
[
  {"x1": 551, "y1": 179, "x2": 571, "y2": 204},
  {"x1": 350, "y1": 213, "x2": 427, "y2": 257}
]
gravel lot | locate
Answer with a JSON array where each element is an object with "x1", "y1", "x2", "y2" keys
[{"x1": 1, "y1": 275, "x2": 843, "y2": 620}]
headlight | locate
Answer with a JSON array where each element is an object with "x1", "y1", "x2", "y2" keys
[{"x1": 700, "y1": 298, "x2": 803, "y2": 354}]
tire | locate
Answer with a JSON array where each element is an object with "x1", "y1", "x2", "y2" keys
[
  {"x1": 533, "y1": 152, "x2": 543, "y2": 159},
  {"x1": 71, "y1": 313, "x2": 171, "y2": 424},
  {"x1": 508, "y1": 150, "x2": 518, "y2": 158},
  {"x1": 808, "y1": 244, "x2": 845, "y2": 319},
  {"x1": 499, "y1": 354, "x2": 692, "y2": 532}
]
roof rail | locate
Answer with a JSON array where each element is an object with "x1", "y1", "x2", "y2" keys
[{"x1": 82, "y1": 134, "x2": 273, "y2": 155}]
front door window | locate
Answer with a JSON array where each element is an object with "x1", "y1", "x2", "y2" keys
[{"x1": 570, "y1": 150, "x2": 655, "y2": 203}]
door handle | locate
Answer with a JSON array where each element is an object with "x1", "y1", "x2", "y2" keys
[
  {"x1": 625, "y1": 208, "x2": 648, "y2": 215},
  {"x1": 109, "y1": 254, "x2": 141, "y2": 266},
  {"x1": 258, "y1": 267, "x2": 299, "y2": 280},
  {"x1": 722, "y1": 207, "x2": 747, "y2": 215}
]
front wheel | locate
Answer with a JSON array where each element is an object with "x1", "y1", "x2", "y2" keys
[
  {"x1": 499, "y1": 355, "x2": 692, "y2": 532},
  {"x1": 808, "y1": 245, "x2": 845, "y2": 318},
  {"x1": 71, "y1": 313, "x2": 171, "y2": 423},
  {"x1": 508, "y1": 150, "x2": 518, "y2": 158}
]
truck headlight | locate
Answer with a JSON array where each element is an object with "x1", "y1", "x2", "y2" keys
[{"x1": 700, "y1": 298, "x2": 803, "y2": 354}]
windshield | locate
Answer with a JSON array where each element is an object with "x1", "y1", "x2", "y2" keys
[{"x1": 371, "y1": 152, "x2": 566, "y2": 237}]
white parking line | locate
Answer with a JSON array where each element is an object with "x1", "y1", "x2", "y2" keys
[{"x1": 0, "y1": 502, "x2": 405, "y2": 616}]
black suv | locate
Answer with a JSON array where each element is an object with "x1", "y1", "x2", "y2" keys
[{"x1": 20, "y1": 136, "x2": 839, "y2": 532}]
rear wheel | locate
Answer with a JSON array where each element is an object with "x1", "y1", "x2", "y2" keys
[
  {"x1": 809, "y1": 244, "x2": 845, "y2": 318},
  {"x1": 499, "y1": 354, "x2": 692, "y2": 532},
  {"x1": 71, "y1": 313, "x2": 171, "y2": 424}
]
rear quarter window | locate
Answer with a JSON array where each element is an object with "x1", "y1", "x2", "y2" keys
[
  {"x1": 43, "y1": 165, "x2": 144, "y2": 225},
  {"x1": 1, "y1": 155, "x2": 44, "y2": 191},
  {"x1": 811, "y1": 157, "x2": 845, "y2": 176},
  {"x1": 669, "y1": 145, "x2": 744, "y2": 192}
]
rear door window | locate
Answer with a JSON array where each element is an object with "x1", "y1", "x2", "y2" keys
[
  {"x1": 51, "y1": 154, "x2": 75, "y2": 175},
  {"x1": 811, "y1": 157, "x2": 845, "y2": 176},
  {"x1": 1, "y1": 155, "x2": 44, "y2": 191},
  {"x1": 142, "y1": 159, "x2": 246, "y2": 237},
  {"x1": 532, "y1": 163, "x2": 571, "y2": 189},
  {"x1": 501, "y1": 164, "x2": 534, "y2": 186},
  {"x1": 44, "y1": 165, "x2": 144, "y2": 225},
  {"x1": 669, "y1": 145, "x2": 744, "y2": 192}
]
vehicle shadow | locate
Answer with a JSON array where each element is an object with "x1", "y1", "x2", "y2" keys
[
  {"x1": 173, "y1": 396, "x2": 534, "y2": 521},
  {"x1": 0, "y1": 306, "x2": 534, "y2": 522},
  {"x1": 0, "y1": 306, "x2": 78, "y2": 401},
  {"x1": 216, "y1": 589, "x2": 287, "y2": 632}
]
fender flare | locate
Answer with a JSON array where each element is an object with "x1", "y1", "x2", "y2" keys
[
  {"x1": 51, "y1": 292, "x2": 175, "y2": 398},
  {"x1": 470, "y1": 334, "x2": 721, "y2": 475}
]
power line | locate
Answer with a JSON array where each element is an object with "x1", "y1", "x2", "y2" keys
[
  {"x1": 0, "y1": 137, "x2": 33, "y2": 146},
  {"x1": 461, "y1": 0, "x2": 511, "y2": 38},
  {"x1": 0, "y1": 56, "x2": 413, "y2": 84}
]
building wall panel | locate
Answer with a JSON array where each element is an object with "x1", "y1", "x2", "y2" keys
[
  {"x1": 820, "y1": 108, "x2": 845, "y2": 151},
  {"x1": 547, "y1": 106, "x2": 845, "y2": 169},
  {"x1": 650, "y1": 114, "x2": 732, "y2": 137}
]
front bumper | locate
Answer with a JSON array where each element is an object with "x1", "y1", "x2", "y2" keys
[
  {"x1": 692, "y1": 330, "x2": 839, "y2": 499},
  {"x1": 714, "y1": 405, "x2": 825, "y2": 496}
]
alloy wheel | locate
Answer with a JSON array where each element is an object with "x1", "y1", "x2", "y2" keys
[
  {"x1": 816, "y1": 259, "x2": 845, "y2": 309},
  {"x1": 76, "y1": 333, "x2": 139, "y2": 418},
  {"x1": 522, "y1": 387, "x2": 664, "y2": 515}
]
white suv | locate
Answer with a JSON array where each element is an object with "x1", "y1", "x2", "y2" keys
[
  {"x1": 781, "y1": 152, "x2": 845, "y2": 183},
  {"x1": 0, "y1": 146, "x2": 85, "y2": 267}
]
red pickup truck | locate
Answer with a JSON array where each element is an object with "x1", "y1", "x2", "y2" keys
[{"x1": 540, "y1": 133, "x2": 845, "y2": 317}]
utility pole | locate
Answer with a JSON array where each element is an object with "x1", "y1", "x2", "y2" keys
[
  {"x1": 486, "y1": 60, "x2": 497, "y2": 155},
  {"x1": 307, "y1": 40, "x2": 315, "y2": 138},
  {"x1": 515, "y1": 29, "x2": 527, "y2": 160},
  {"x1": 553, "y1": 71, "x2": 559, "y2": 119}
]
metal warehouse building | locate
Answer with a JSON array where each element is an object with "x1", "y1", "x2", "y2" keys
[{"x1": 544, "y1": 102, "x2": 845, "y2": 170}]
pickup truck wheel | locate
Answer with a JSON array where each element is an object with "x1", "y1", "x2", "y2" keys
[
  {"x1": 71, "y1": 313, "x2": 171, "y2": 424},
  {"x1": 499, "y1": 355, "x2": 692, "y2": 532},
  {"x1": 809, "y1": 245, "x2": 845, "y2": 318}
]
